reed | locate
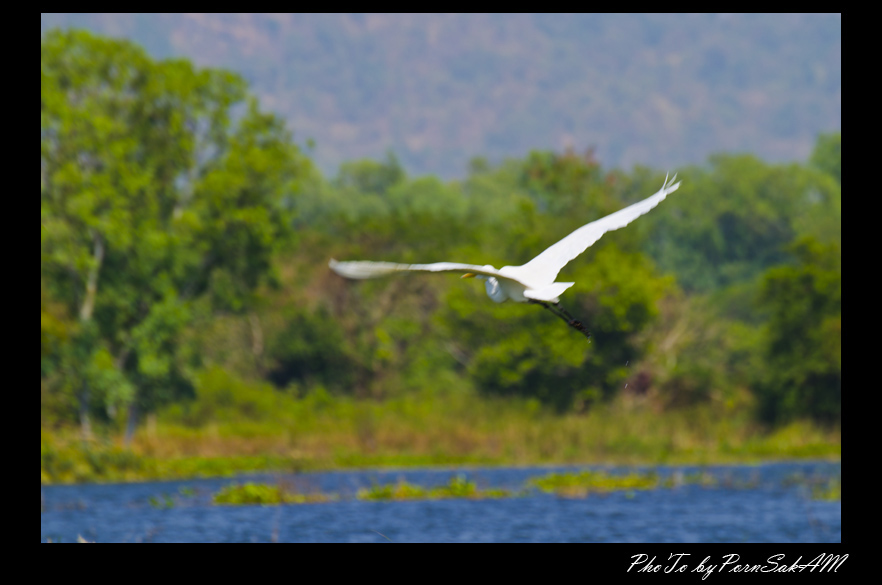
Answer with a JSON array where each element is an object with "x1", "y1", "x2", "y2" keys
[{"x1": 41, "y1": 391, "x2": 840, "y2": 484}]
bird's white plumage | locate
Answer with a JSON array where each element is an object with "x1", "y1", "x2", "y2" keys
[
  {"x1": 329, "y1": 174, "x2": 680, "y2": 305},
  {"x1": 507, "y1": 174, "x2": 680, "y2": 286},
  {"x1": 327, "y1": 260, "x2": 503, "y2": 281}
]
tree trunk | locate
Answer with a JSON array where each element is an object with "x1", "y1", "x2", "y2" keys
[
  {"x1": 124, "y1": 401, "x2": 138, "y2": 447},
  {"x1": 78, "y1": 232, "x2": 105, "y2": 439},
  {"x1": 79, "y1": 383, "x2": 92, "y2": 442},
  {"x1": 79, "y1": 232, "x2": 104, "y2": 322}
]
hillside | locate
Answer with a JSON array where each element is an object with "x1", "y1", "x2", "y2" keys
[{"x1": 40, "y1": 13, "x2": 841, "y2": 178}]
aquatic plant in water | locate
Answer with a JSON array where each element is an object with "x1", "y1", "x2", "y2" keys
[
  {"x1": 213, "y1": 482, "x2": 330, "y2": 505},
  {"x1": 148, "y1": 494, "x2": 175, "y2": 509},
  {"x1": 529, "y1": 470, "x2": 660, "y2": 497},
  {"x1": 781, "y1": 472, "x2": 841, "y2": 501},
  {"x1": 358, "y1": 475, "x2": 510, "y2": 501},
  {"x1": 812, "y1": 477, "x2": 841, "y2": 501}
]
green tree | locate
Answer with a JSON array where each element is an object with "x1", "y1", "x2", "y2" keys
[
  {"x1": 41, "y1": 283, "x2": 70, "y2": 362},
  {"x1": 810, "y1": 131, "x2": 841, "y2": 185},
  {"x1": 754, "y1": 237, "x2": 841, "y2": 424},
  {"x1": 41, "y1": 30, "x2": 309, "y2": 441},
  {"x1": 641, "y1": 154, "x2": 840, "y2": 292},
  {"x1": 334, "y1": 150, "x2": 405, "y2": 195},
  {"x1": 519, "y1": 148, "x2": 602, "y2": 216},
  {"x1": 265, "y1": 305, "x2": 354, "y2": 391}
]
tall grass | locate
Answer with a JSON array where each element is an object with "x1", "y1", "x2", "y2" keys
[{"x1": 41, "y1": 376, "x2": 840, "y2": 484}]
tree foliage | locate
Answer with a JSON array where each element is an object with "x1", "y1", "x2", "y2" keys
[
  {"x1": 41, "y1": 30, "x2": 310, "y2": 432},
  {"x1": 445, "y1": 245, "x2": 669, "y2": 411},
  {"x1": 640, "y1": 154, "x2": 841, "y2": 291},
  {"x1": 754, "y1": 238, "x2": 841, "y2": 424},
  {"x1": 810, "y1": 131, "x2": 841, "y2": 186}
]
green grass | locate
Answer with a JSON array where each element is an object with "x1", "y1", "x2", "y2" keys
[
  {"x1": 40, "y1": 433, "x2": 307, "y2": 484},
  {"x1": 40, "y1": 390, "x2": 840, "y2": 485}
]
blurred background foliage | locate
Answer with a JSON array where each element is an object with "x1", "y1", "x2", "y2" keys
[{"x1": 41, "y1": 31, "x2": 840, "y2": 466}]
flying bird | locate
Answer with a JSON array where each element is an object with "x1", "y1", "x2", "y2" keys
[{"x1": 330, "y1": 174, "x2": 680, "y2": 339}]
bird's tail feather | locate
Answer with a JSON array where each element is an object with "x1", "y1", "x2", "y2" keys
[{"x1": 524, "y1": 282, "x2": 575, "y2": 302}]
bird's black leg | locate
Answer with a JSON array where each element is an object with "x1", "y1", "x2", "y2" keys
[
  {"x1": 555, "y1": 302, "x2": 592, "y2": 339},
  {"x1": 529, "y1": 300, "x2": 591, "y2": 340}
]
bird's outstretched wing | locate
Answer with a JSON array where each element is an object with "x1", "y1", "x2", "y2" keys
[
  {"x1": 329, "y1": 259, "x2": 526, "y2": 285},
  {"x1": 509, "y1": 174, "x2": 680, "y2": 285}
]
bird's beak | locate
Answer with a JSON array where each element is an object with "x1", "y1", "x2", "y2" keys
[{"x1": 461, "y1": 273, "x2": 476, "y2": 279}]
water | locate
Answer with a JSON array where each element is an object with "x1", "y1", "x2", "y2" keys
[{"x1": 40, "y1": 461, "x2": 840, "y2": 542}]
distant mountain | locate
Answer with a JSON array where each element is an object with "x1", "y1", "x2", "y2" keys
[{"x1": 41, "y1": 14, "x2": 841, "y2": 179}]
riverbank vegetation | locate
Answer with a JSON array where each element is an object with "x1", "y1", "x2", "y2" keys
[
  {"x1": 40, "y1": 394, "x2": 839, "y2": 484},
  {"x1": 41, "y1": 30, "x2": 840, "y2": 485}
]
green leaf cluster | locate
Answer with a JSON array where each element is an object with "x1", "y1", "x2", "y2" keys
[{"x1": 754, "y1": 238, "x2": 841, "y2": 424}]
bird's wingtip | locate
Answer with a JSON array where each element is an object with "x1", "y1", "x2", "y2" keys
[{"x1": 662, "y1": 172, "x2": 680, "y2": 192}]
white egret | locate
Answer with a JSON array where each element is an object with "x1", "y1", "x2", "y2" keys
[{"x1": 330, "y1": 174, "x2": 680, "y2": 339}]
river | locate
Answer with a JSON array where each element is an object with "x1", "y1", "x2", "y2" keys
[{"x1": 40, "y1": 461, "x2": 840, "y2": 542}]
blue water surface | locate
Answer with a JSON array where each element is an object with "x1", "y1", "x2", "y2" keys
[{"x1": 40, "y1": 461, "x2": 840, "y2": 542}]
